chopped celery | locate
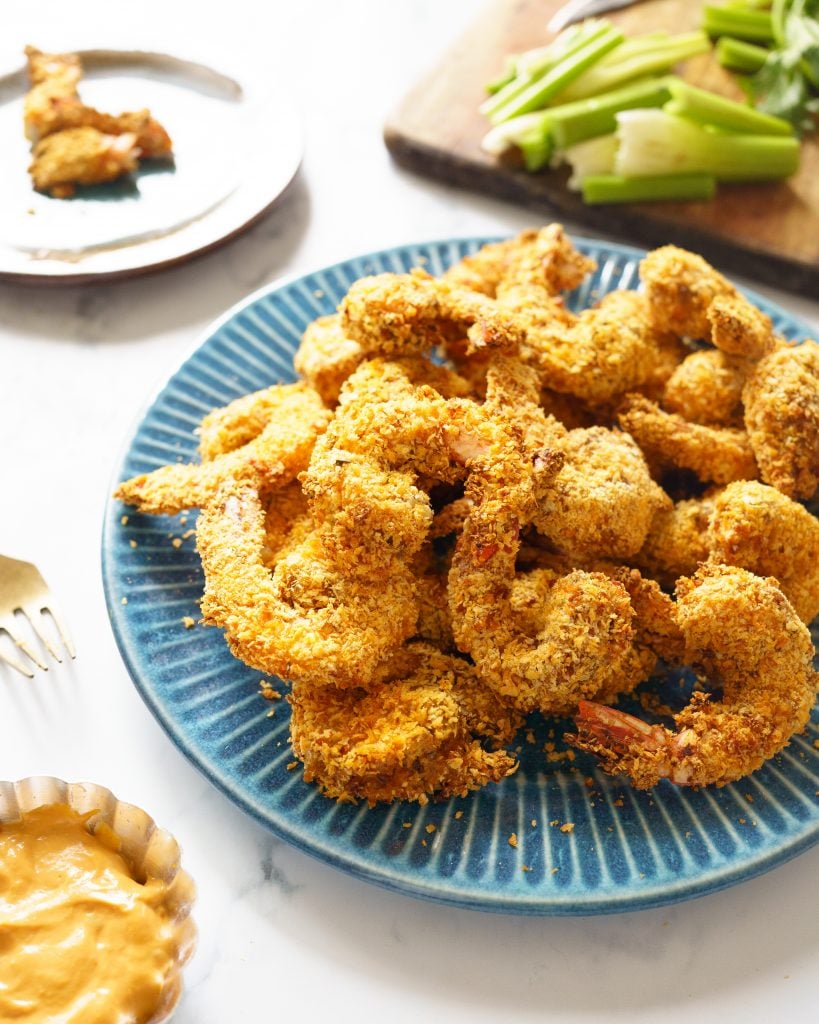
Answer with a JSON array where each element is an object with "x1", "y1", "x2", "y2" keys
[
  {"x1": 480, "y1": 20, "x2": 608, "y2": 118},
  {"x1": 550, "y1": 76, "x2": 673, "y2": 148},
  {"x1": 581, "y1": 173, "x2": 717, "y2": 203},
  {"x1": 481, "y1": 78, "x2": 672, "y2": 170},
  {"x1": 561, "y1": 134, "x2": 619, "y2": 189},
  {"x1": 702, "y1": 5, "x2": 776, "y2": 43},
  {"x1": 486, "y1": 57, "x2": 517, "y2": 95},
  {"x1": 715, "y1": 36, "x2": 770, "y2": 73},
  {"x1": 614, "y1": 108, "x2": 800, "y2": 180},
  {"x1": 488, "y1": 23, "x2": 624, "y2": 124},
  {"x1": 482, "y1": 111, "x2": 555, "y2": 170},
  {"x1": 516, "y1": 21, "x2": 595, "y2": 77},
  {"x1": 665, "y1": 78, "x2": 794, "y2": 135},
  {"x1": 552, "y1": 31, "x2": 710, "y2": 103}
]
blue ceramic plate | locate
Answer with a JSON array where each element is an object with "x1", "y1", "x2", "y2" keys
[{"x1": 102, "y1": 236, "x2": 819, "y2": 915}]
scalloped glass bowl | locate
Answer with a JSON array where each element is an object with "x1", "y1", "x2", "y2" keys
[{"x1": 0, "y1": 776, "x2": 196, "y2": 1024}]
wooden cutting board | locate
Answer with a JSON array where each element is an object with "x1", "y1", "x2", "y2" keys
[{"x1": 384, "y1": 0, "x2": 819, "y2": 298}]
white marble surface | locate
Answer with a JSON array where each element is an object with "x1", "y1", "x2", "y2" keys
[{"x1": 1, "y1": 1, "x2": 817, "y2": 1021}]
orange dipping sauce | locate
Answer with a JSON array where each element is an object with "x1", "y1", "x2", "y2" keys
[{"x1": 0, "y1": 804, "x2": 179, "y2": 1023}]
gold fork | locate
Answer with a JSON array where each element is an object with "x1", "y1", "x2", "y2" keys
[{"x1": 0, "y1": 555, "x2": 76, "y2": 678}]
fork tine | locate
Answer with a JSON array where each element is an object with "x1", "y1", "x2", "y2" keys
[
  {"x1": 0, "y1": 613, "x2": 47, "y2": 673},
  {"x1": 0, "y1": 645, "x2": 36, "y2": 679},
  {"x1": 21, "y1": 605, "x2": 63, "y2": 663},
  {"x1": 42, "y1": 605, "x2": 76, "y2": 660}
]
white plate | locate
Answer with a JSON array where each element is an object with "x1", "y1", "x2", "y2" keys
[{"x1": 0, "y1": 47, "x2": 302, "y2": 282}]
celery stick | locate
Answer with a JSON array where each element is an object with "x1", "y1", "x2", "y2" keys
[
  {"x1": 481, "y1": 110, "x2": 555, "y2": 170},
  {"x1": 480, "y1": 20, "x2": 608, "y2": 118},
  {"x1": 615, "y1": 108, "x2": 800, "y2": 181},
  {"x1": 553, "y1": 32, "x2": 710, "y2": 103},
  {"x1": 549, "y1": 76, "x2": 673, "y2": 149},
  {"x1": 488, "y1": 24, "x2": 624, "y2": 124},
  {"x1": 715, "y1": 36, "x2": 770, "y2": 73},
  {"x1": 702, "y1": 6, "x2": 775, "y2": 43},
  {"x1": 582, "y1": 173, "x2": 716, "y2": 203},
  {"x1": 561, "y1": 134, "x2": 619, "y2": 189},
  {"x1": 666, "y1": 79, "x2": 794, "y2": 135},
  {"x1": 486, "y1": 57, "x2": 517, "y2": 95},
  {"x1": 482, "y1": 111, "x2": 551, "y2": 155}
]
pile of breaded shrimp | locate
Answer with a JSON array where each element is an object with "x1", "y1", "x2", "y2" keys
[
  {"x1": 24, "y1": 46, "x2": 172, "y2": 198},
  {"x1": 116, "y1": 225, "x2": 819, "y2": 805}
]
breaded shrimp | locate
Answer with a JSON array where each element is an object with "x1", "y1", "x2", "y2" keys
[
  {"x1": 497, "y1": 283, "x2": 676, "y2": 407},
  {"x1": 708, "y1": 480, "x2": 819, "y2": 623},
  {"x1": 23, "y1": 46, "x2": 82, "y2": 142},
  {"x1": 116, "y1": 383, "x2": 331, "y2": 514},
  {"x1": 197, "y1": 384, "x2": 326, "y2": 462},
  {"x1": 293, "y1": 314, "x2": 364, "y2": 406},
  {"x1": 663, "y1": 349, "x2": 747, "y2": 426},
  {"x1": 633, "y1": 492, "x2": 718, "y2": 589},
  {"x1": 288, "y1": 646, "x2": 519, "y2": 805},
  {"x1": 640, "y1": 245, "x2": 740, "y2": 340},
  {"x1": 339, "y1": 268, "x2": 524, "y2": 357},
  {"x1": 29, "y1": 127, "x2": 140, "y2": 197},
  {"x1": 30, "y1": 98, "x2": 172, "y2": 156},
  {"x1": 447, "y1": 365, "x2": 644, "y2": 714},
  {"x1": 301, "y1": 359, "x2": 484, "y2": 570},
  {"x1": 198, "y1": 467, "x2": 422, "y2": 688},
  {"x1": 535, "y1": 426, "x2": 670, "y2": 560},
  {"x1": 618, "y1": 394, "x2": 758, "y2": 484},
  {"x1": 443, "y1": 223, "x2": 595, "y2": 297},
  {"x1": 707, "y1": 294, "x2": 775, "y2": 360},
  {"x1": 571, "y1": 564, "x2": 817, "y2": 788},
  {"x1": 742, "y1": 340, "x2": 819, "y2": 500}
]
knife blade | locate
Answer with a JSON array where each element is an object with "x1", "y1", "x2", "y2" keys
[{"x1": 548, "y1": 0, "x2": 650, "y2": 34}]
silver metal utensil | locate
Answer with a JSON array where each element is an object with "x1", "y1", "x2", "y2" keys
[{"x1": 548, "y1": 0, "x2": 651, "y2": 34}]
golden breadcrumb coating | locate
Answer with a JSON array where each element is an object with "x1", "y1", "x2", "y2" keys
[
  {"x1": 31, "y1": 98, "x2": 172, "y2": 156},
  {"x1": 198, "y1": 384, "x2": 325, "y2": 463},
  {"x1": 742, "y1": 340, "x2": 819, "y2": 500},
  {"x1": 443, "y1": 224, "x2": 595, "y2": 297},
  {"x1": 293, "y1": 314, "x2": 364, "y2": 406},
  {"x1": 571, "y1": 564, "x2": 817, "y2": 788},
  {"x1": 636, "y1": 332, "x2": 690, "y2": 402},
  {"x1": 634, "y1": 492, "x2": 717, "y2": 589},
  {"x1": 708, "y1": 480, "x2": 819, "y2": 623},
  {"x1": 618, "y1": 394, "x2": 758, "y2": 484},
  {"x1": 663, "y1": 349, "x2": 747, "y2": 426},
  {"x1": 640, "y1": 245, "x2": 739, "y2": 340},
  {"x1": 29, "y1": 127, "x2": 140, "y2": 197},
  {"x1": 535, "y1": 427, "x2": 670, "y2": 560},
  {"x1": 116, "y1": 383, "x2": 331, "y2": 515},
  {"x1": 198, "y1": 468, "x2": 422, "y2": 688},
  {"x1": 260, "y1": 482, "x2": 312, "y2": 571},
  {"x1": 23, "y1": 46, "x2": 82, "y2": 143},
  {"x1": 340, "y1": 268, "x2": 524, "y2": 358},
  {"x1": 289, "y1": 646, "x2": 519, "y2": 805},
  {"x1": 707, "y1": 294, "x2": 775, "y2": 360}
]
